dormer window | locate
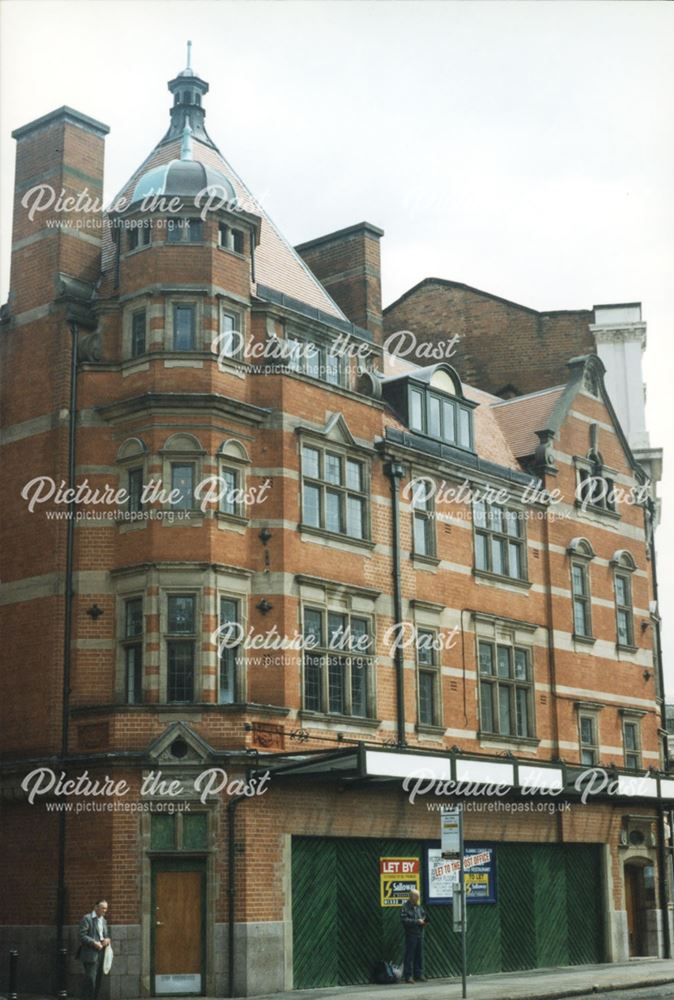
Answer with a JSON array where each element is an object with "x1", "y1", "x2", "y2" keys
[
  {"x1": 410, "y1": 389, "x2": 472, "y2": 447},
  {"x1": 402, "y1": 367, "x2": 474, "y2": 450}
]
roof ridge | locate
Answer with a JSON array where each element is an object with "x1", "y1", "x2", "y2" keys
[{"x1": 490, "y1": 384, "x2": 566, "y2": 407}]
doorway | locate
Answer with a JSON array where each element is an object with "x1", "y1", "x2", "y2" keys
[
  {"x1": 624, "y1": 863, "x2": 649, "y2": 957},
  {"x1": 152, "y1": 860, "x2": 206, "y2": 994}
]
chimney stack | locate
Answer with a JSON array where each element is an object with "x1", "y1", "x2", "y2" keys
[{"x1": 296, "y1": 221, "x2": 384, "y2": 341}]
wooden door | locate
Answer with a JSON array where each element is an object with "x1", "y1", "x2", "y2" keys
[
  {"x1": 625, "y1": 865, "x2": 642, "y2": 957},
  {"x1": 154, "y1": 867, "x2": 203, "y2": 994}
]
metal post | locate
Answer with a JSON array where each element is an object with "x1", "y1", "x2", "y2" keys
[
  {"x1": 56, "y1": 946, "x2": 68, "y2": 1000},
  {"x1": 8, "y1": 949, "x2": 18, "y2": 1000},
  {"x1": 459, "y1": 813, "x2": 467, "y2": 999}
]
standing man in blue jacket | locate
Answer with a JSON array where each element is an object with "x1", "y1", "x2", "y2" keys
[
  {"x1": 78, "y1": 899, "x2": 111, "y2": 1000},
  {"x1": 400, "y1": 888, "x2": 428, "y2": 983}
]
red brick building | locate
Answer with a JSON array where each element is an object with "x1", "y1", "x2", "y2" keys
[{"x1": 0, "y1": 55, "x2": 670, "y2": 999}]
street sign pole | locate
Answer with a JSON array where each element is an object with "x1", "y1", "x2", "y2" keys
[{"x1": 441, "y1": 807, "x2": 467, "y2": 998}]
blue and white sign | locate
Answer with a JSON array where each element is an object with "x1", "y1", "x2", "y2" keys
[{"x1": 425, "y1": 845, "x2": 496, "y2": 905}]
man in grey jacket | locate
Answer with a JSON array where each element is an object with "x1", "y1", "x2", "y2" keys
[
  {"x1": 400, "y1": 888, "x2": 428, "y2": 983},
  {"x1": 78, "y1": 900, "x2": 111, "y2": 1000}
]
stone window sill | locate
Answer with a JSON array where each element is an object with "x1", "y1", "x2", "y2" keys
[
  {"x1": 478, "y1": 730, "x2": 540, "y2": 749},
  {"x1": 299, "y1": 709, "x2": 381, "y2": 730},
  {"x1": 299, "y1": 524, "x2": 374, "y2": 551},
  {"x1": 473, "y1": 569, "x2": 531, "y2": 590},
  {"x1": 572, "y1": 633, "x2": 596, "y2": 646}
]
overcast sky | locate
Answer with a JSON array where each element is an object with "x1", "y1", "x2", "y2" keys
[{"x1": 2, "y1": 1, "x2": 673, "y2": 687}]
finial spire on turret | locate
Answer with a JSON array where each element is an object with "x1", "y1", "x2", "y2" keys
[
  {"x1": 161, "y1": 46, "x2": 217, "y2": 151},
  {"x1": 180, "y1": 117, "x2": 193, "y2": 161}
]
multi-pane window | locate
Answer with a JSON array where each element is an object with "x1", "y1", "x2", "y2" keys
[
  {"x1": 167, "y1": 217, "x2": 203, "y2": 243},
  {"x1": 577, "y1": 464, "x2": 616, "y2": 513},
  {"x1": 219, "y1": 597, "x2": 240, "y2": 704},
  {"x1": 571, "y1": 562, "x2": 592, "y2": 638},
  {"x1": 302, "y1": 608, "x2": 372, "y2": 718},
  {"x1": 171, "y1": 463, "x2": 194, "y2": 510},
  {"x1": 173, "y1": 304, "x2": 196, "y2": 351},
  {"x1": 412, "y1": 482, "x2": 435, "y2": 558},
  {"x1": 219, "y1": 466, "x2": 239, "y2": 516},
  {"x1": 123, "y1": 597, "x2": 143, "y2": 703},
  {"x1": 128, "y1": 467, "x2": 144, "y2": 513},
  {"x1": 166, "y1": 595, "x2": 196, "y2": 703},
  {"x1": 285, "y1": 336, "x2": 346, "y2": 387},
  {"x1": 417, "y1": 630, "x2": 440, "y2": 726},
  {"x1": 131, "y1": 309, "x2": 146, "y2": 357},
  {"x1": 219, "y1": 224, "x2": 245, "y2": 254},
  {"x1": 219, "y1": 309, "x2": 242, "y2": 358},
  {"x1": 301, "y1": 445, "x2": 367, "y2": 540},
  {"x1": 474, "y1": 502, "x2": 526, "y2": 580},
  {"x1": 150, "y1": 811, "x2": 208, "y2": 851},
  {"x1": 623, "y1": 719, "x2": 641, "y2": 770},
  {"x1": 479, "y1": 640, "x2": 533, "y2": 738},
  {"x1": 127, "y1": 222, "x2": 151, "y2": 251},
  {"x1": 579, "y1": 715, "x2": 598, "y2": 766},
  {"x1": 615, "y1": 573, "x2": 634, "y2": 647},
  {"x1": 408, "y1": 388, "x2": 473, "y2": 449}
]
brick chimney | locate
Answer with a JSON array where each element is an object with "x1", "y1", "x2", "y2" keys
[
  {"x1": 296, "y1": 221, "x2": 384, "y2": 341},
  {"x1": 9, "y1": 106, "x2": 109, "y2": 317}
]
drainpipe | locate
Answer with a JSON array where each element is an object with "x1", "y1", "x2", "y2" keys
[
  {"x1": 541, "y1": 501, "x2": 561, "y2": 755},
  {"x1": 646, "y1": 498, "x2": 666, "y2": 735},
  {"x1": 647, "y1": 497, "x2": 671, "y2": 956},
  {"x1": 657, "y1": 804, "x2": 672, "y2": 958},
  {"x1": 384, "y1": 460, "x2": 406, "y2": 747},
  {"x1": 227, "y1": 793, "x2": 245, "y2": 997},
  {"x1": 56, "y1": 320, "x2": 79, "y2": 990}
]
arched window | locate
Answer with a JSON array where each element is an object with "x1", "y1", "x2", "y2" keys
[
  {"x1": 611, "y1": 550, "x2": 637, "y2": 649},
  {"x1": 117, "y1": 437, "x2": 148, "y2": 514},
  {"x1": 567, "y1": 538, "x2": 595, "y2": 641},
  {"x1": 215, "y1": 439, "x2": 251, "y2": 519},
  {"x1": 161, "y1": 433, "x2": 205, "y2": 513}
]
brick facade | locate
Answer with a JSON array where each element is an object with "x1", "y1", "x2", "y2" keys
[{"x1": 0, "y1": 61, "x2": 669, "y2": 999}]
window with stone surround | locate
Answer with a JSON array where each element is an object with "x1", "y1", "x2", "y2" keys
[
  {"x1": 302, "y1": 606, "x2": 373, "y2": 719},
  {"x1": 131, "y1": 308, "x2": 147, "y2": 358},
  {"x1": 579, "y1": 714, "x2": 598, "y2": 765},
  {"x1": 301, "y1": 443, "x2": 368, "y2": 540},
  {"x1": 411, "y1": 478, "x2": 436, "y2": 559},
  {"x1": 117, "y1": 437, "x2": 148, "y2": 517},
  {"x1": 568, "y1": 538, "x2": 595, "y2": 640},
  {"x1": 166, "y1": 594, "x2": 197, "y2": 703},
  {"x1": 285, "y1": 332, "x2": 347, "y2": 388},
  {"x1": 218, "y1": 223, "x2": 245, "y2": 254},
  {"x1": 161, "y1": 433, "x2": 205, "y2": 514},
  {"x1": 123, "y1": 596, "x2": 144, "y2": 704},
  {"x1": 478, "y1": 638, "x2": 534, "y2": 739},
  {"x1": 473, "y1": 501, "x2": 527, "y2": 581},
  {"x1": 218, "y1": 596, "x2": 241, "y2": 705},
  {"x1": 612, "y1": 550, "x2": 637, "y2": 649},
  {"x1": 622, "y1": 716, "x2": 642, "y2": 770},
  {"x1": 417, "y1": 629, "x2": 441, "y2": 727}
]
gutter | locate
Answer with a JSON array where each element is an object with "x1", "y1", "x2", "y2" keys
[{"x1": 56, "y1": 320, "x2": 79, "y2": 996}]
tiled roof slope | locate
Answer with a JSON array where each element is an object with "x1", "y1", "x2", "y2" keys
[
  {"x1": 102, "y1": 137, "x2": 346, "y2": 320},
  {"x1": 491, "y1": 385, "x2": 566, "y2": 459}
]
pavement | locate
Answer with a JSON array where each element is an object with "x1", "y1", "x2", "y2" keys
[
  {"x1": 4, "y1": 959, "x2": 674, "y2": 1000},
  {"x1": 229, "y1": 959, "x2": 674, "y2": 1000}
]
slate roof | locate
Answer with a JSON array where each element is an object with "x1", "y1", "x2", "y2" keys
[
  {"x1": 101, "y1": 136, "x2": 347, "y2": 321},
  {"x1": 491, "y1": 385, "x2": 566, "y2": 459}
]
